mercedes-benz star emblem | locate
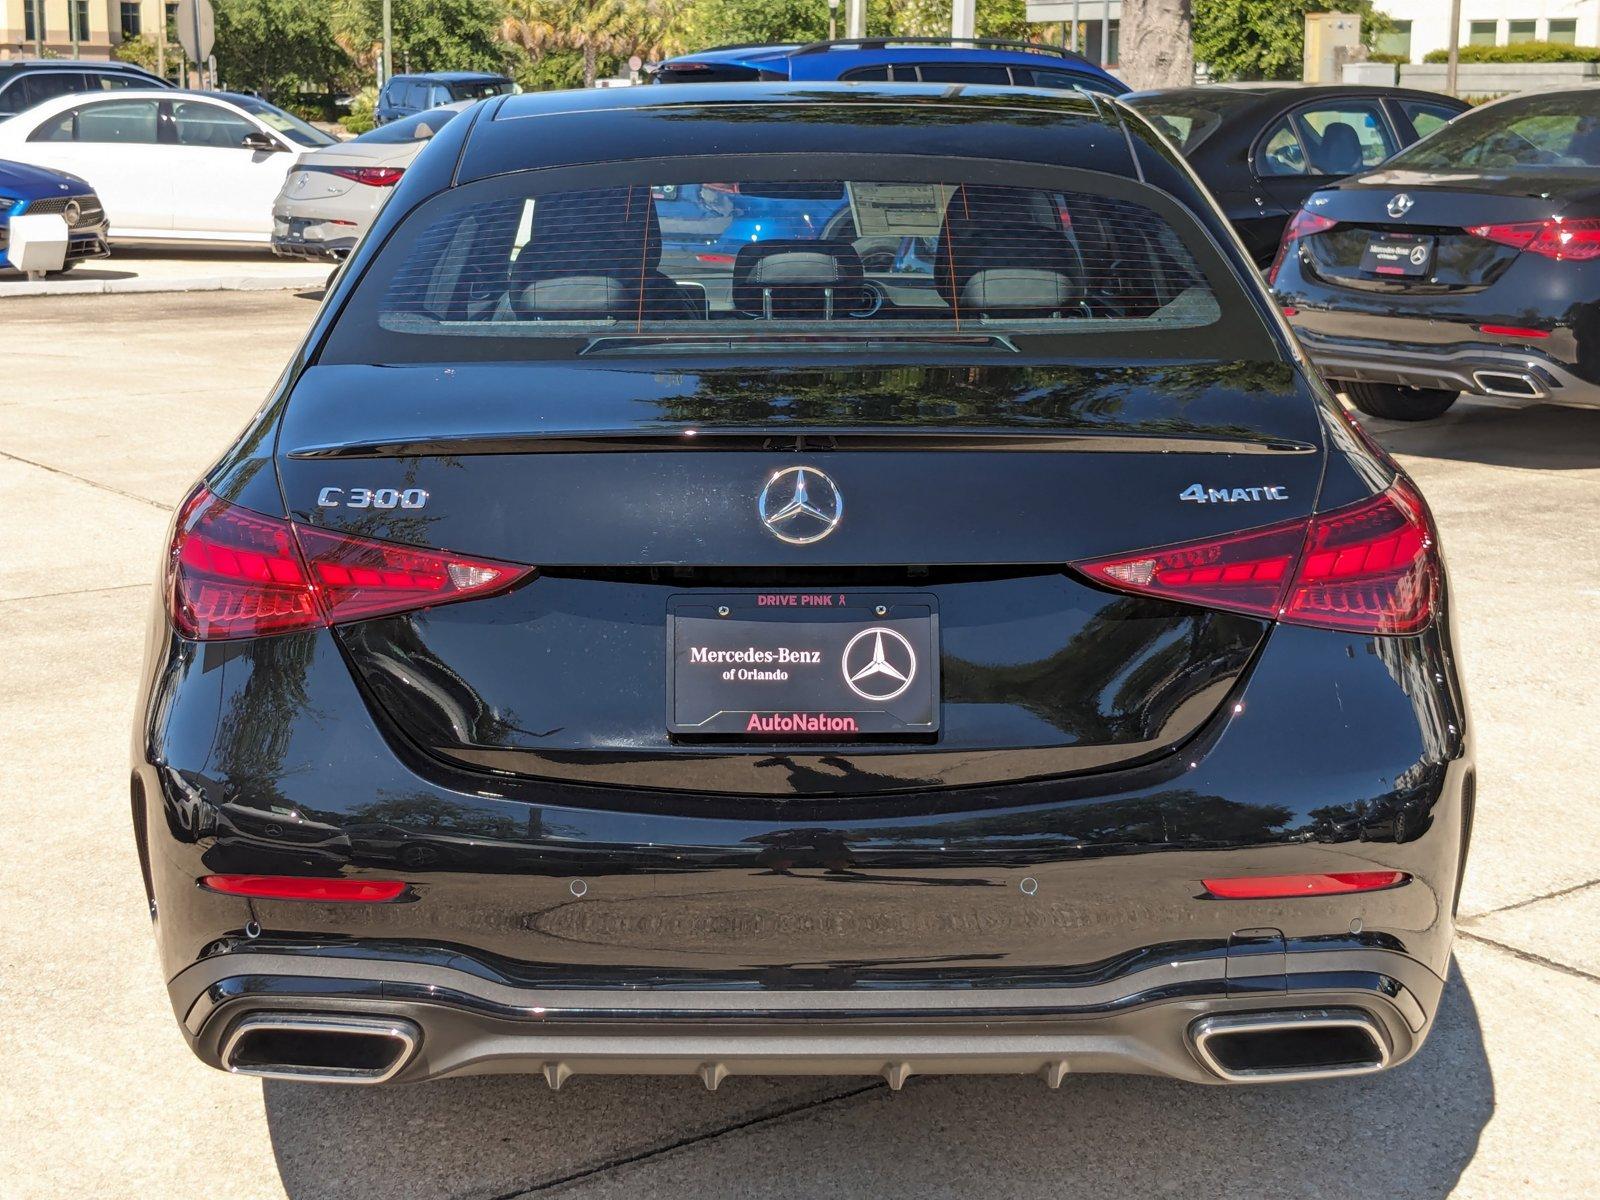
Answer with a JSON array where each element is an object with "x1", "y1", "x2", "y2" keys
[
  {"x1": 758, "y1": 466, "x2": 842, "y2": 545},
  {"x1": 1387, "y1": 193, "x2": 1414, "y2": 219},
  {"x1": 842, "y1": 627, "x2": 917, "y2": 702},
  {"x1": 62, "y1": 200, "x2": 80, "y2": 226}
]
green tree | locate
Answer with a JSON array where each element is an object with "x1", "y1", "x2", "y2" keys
[
  {"x1": 1194, "y1": 0, "x2": 1391, "y2": 81},
  {"x1": 335, "y1": 0, "x2": 509, "y2": 79},
  {"x1": 675, "y1": 0, "x2": 827, "y2": 47},
  {"x1": 504, "y1": 0, "x2": 676, "y2": 87},
  {"x1": 214, "y1": 0, "x2": 351, "y2": 102}
]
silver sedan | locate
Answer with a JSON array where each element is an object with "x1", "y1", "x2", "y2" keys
[{"x1": 271, "y1": 102, "x2": 472, "y2": 261}]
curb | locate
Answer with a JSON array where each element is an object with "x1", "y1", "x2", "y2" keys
[{"x1": 1, "y1": 270, "x2": 332, "y2": 298}]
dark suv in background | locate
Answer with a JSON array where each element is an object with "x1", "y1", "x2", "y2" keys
[
  {"x1": 0, "y1": 60, "x2": 170, "y2": 121},
  {"x1": 375, "y1": 72, "x2": 516, "y2": 125}
]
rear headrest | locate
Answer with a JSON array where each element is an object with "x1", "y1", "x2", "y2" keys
[
  {"x1": 512, "y1": 187, "x2": 662, "y2": 289},
  {"x1": 1312, "y1": 122, "x2": 1364, "y2": 176},
  {"x1": 732, "y1": 240, "x2": 864, "y2": 318},
  {"x1": 933, "y1": 185, "x2": 1081, "y2": 312},
  {"x1": 513, "y1": 275, "x2": 635, "y2": 320},
  {"x1": 959, "y1": 268, "x2": 1076, "y2": 316}
]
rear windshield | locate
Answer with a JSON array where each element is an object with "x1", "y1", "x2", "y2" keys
[
  {"x1": 355, "y1": 106, "x2": 462, "y2": 144},
  {"x1": 1387, "y1": 90, "x2": 1600, "y2": 171},
  {"x1": 1123, "y1": 93, "x2": 1248, "y2": 152},
  {"x1": 322, "y1": 158, "x2": 1277, "y2": 364},
  {"x1": 449, "y1": 79, "x2": 515, "y2": 102}
]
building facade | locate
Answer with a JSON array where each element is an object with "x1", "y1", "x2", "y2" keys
[
  {"x1": 1, "y1": 1, "x2": 173, "y2": 62},
  {"x1": 1374, "y1": 1, "x2": 1600, "y2": 63}
]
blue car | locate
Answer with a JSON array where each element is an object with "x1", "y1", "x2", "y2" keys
[
  {"x1": 0, "y1": 159, "x2": 109, "y2": 276},
  {"x1": 649, "y1": 40, "x2": 1124, "y2": 277},
  {"x1": 650, "y1": 36, "x2": 1125, "y2": 94}
]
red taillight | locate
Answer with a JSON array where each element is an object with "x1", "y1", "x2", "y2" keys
[
  {"x1": 1267, "y1": 208, "x2": 1337, "y2": 285},
  {"x1": 201, "y1": 874, "x2": 406, "y2": 902},
  {"x1": 1466, "y1": 217, "x2": 1600, "y2": 261},
  {"x1": 168, "y1": 489, "x2": 532, "y2": 641},
  {"x1": 1203, "y1": 871, "x2": 1408, "y2": 899},
  {"x1": 1075, "y1": 478, "x2": 1438, "y2": 635},
  {"x1": 1478, "y1": 323, "x2": 1549, "y2": 339},
  {"x1": 695, "y1": 252, "x2": 736, "y2": 264},
  {"x1": 329, "y1": 166, "x2": 405, "y2": 188}
]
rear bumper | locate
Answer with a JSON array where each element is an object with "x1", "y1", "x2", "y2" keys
[
  {"x1": 1295, "y1": 326, "x2": 1600, "y2": 406},
  {"x1": 271, "y1": 233, "x2": 355, "y2": 262},
  {"x1": 173, "y1": 939, "x2": 1443, "y2": 1087}
]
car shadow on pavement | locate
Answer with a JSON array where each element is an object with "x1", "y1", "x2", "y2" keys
[
  {"x1": 1358, "y1": 401, "x2": 1600, "y2": 471},
  {"x1": 263, "y1": 963, "x2": 1491, "y2": 1200}
]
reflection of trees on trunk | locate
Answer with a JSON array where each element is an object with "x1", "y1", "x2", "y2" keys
[
  {"x1": 647, "y1": 361, "x2": 1294, "y2": 437},
  {"x1": 214, "y1": 636, "x2": 319, "y2": 815},
  {"x1": 648, "y1": 98, "x2": 1094, "y2": 130},
  {"x1": 942, "y1": 598, "x2": 1260, "y2": 743}
]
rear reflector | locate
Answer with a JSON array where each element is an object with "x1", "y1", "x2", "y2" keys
[
  {"x1": 1204, "y1": 871, "x2": 1408, "y2": 899},
  {"x1": 201, "y1": 875, "x2": 406, "y2": 902},
  {"x1": 1478, "y1": 324, "x2": 1549, "y2": 339},
  {"x1": 1467, "y1": 217, "x2": 1600, "y2": 261},
  {"x1": 168, "y1": 488, "x2": 532, "y2": 640},
  {"x1": 1076, "y1": 478, "x2": 1438, "y2": 635}
]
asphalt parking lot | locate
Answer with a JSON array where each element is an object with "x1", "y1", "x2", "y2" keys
[{"x1": 2, "y1": 289, "x2": 1597, "y2": 1200}]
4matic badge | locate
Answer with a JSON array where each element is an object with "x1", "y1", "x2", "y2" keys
[{"x1": 1179, "y1": 483, "x2": 1289, "y2": 504}]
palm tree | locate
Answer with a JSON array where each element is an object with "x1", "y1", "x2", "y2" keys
[{"x1": 503, "y1": 0, "x2": 678, "y2": 89}]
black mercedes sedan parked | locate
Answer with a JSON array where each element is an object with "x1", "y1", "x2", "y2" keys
[
  {"x1": 1273, "y1": 88, "x2": 1600, "y2": 420},
  {"x1": 134, "y1": 83, "x2": 1471, "y2": 1090},
  {"x1": 1125, "y1": 85, "x2": 1468, "y2": 266}
]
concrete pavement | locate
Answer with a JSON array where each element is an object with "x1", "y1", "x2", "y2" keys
[
  {"x1": 1, "y1": 291, "x2": 1596, "y2": 1199},
  {"x1": 0, "y1": 249, "x2": 331, "y2": 298}
]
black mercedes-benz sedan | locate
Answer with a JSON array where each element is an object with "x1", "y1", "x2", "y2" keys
[
  {"x1": 1124, "y1": 84, "x2": 1467, "y2": 266},
  {"x1": 1273, "y1": 88, "x2": 1600, "y2": 420},
  {"x1": 134, "y1": 83, "x2": 1472, "y2": 1090}
]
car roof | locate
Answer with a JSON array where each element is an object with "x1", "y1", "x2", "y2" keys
[
  {"x1": 0, "y1": 88, "x2": 256, "y2": 128},
  {"x1": 660, "y1": 40, "x2": 1112, "y2": 74},
  {"x1": 460, "y1": 81, "x2": 1127, "y2": 184},
  {"x1": 1, "y1": 58, "x2": 158, "y2": 72},
  {"x1": 1126, "y1": 84, "x2": 1467, "y2": 108},
  {"x1": 393, "y1": 71, "x2": 509, "y2": 83}
]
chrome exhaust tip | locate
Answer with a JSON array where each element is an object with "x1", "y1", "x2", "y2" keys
[
  {"x1": 220, "y1": 1013, "x2": 420, "y2": 1084},
  {"x1": 1191, "y1": 1009, "x2": 1388, "y2": 1083},
  {"x1": 1471, "y1": 370, "x2": 1544, "y2": 400}
]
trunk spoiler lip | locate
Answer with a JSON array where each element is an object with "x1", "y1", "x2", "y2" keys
[{"x1": 286, "y1": 427, "x2": 1318, "y2": 460}]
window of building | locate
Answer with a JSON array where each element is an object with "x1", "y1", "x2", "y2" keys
[
  {"x1": 1507, "y1": 20, "x2": 1537, "y2": 44},
  {"x1": 1548, "y1": 19, "x2": 1578, "y2": 44},
  {"x1": 1375, "y1": 20, "x2": 1412, "y2": 60},
  {"x1": 72, "y1": 0, "x2": 91, "y2": 42},
  {"x1": 1467, "y1": 21, "x2": 1498, "y2": 47},
  {"x1": 24, "y1": 1, "x2": 46, "y2": 42},
  {"x1": 121, "y1": 1, "x2": 142, "y2": 39}
]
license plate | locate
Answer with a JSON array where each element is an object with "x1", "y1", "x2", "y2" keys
[
  {"x1": 1361, "y1": 233, "x2": 1434, "y2": 277},
  {"x1": 668, "y1": 592, "x2": 939, "y2": 738}
]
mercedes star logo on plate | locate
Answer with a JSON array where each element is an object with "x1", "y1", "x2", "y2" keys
[
  {"x1": 842, "y1": 627, "x2": 917, "y2": 702},
  {"x1": 1387, "y1": 193, "x2": 1414, "y2": 219},
  {"x1": 758, "y1": 466, "x2": 842, "y2": 545}
]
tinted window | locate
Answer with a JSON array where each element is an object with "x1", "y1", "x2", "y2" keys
[
  {"x1": 1385, "y1": 91, "x2": 1600, "y2": 170},
  {"x1": 911, "y1": 63, "x2": 1012, "y2": 85},
  {"x1": 321, "y1": 163, "x2": 1267, "y2": 367},
  {"x1": 90, "y1": 72, "x2": 145, "y2": 91},
  {"x1": 355, "y1": 106, "x2": 462, "y2": 144},
  {"x1": 1013, "y1": 67, "x2": 1118, "y2": 94},
  {"x1": 448, "y1": 79, "x2": 514, "y2": 102},
  {"x1": 839, "y1": 66, "x2": 890, "y2": 82},
  {"x1": 1122, "y1": 95, "x2": 1242, "y2": 153},
  {"x1": 1399, "y1": 100, "x2": 1457, "y2": 140},
  {"x1": 1255, "y1": 117, "x2": 1307, "y2": 176},
  {"x1": 171, "y1": 99, "x2": 257, "y2": 148},
  {"x1": 32, "y1": 99, "x2": 160, "y2": 144},
  {"x1": 1291, "y1": 103, "x2": 1396, "y2": 174},
  {"x1": 404, "y1": 83, "x2": 432, "y2": 109},
  {"x1": 22, "y1": 72, "x2": 88, "y2": 108}
]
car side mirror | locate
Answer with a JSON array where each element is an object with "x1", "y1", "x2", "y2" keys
[{"x1": 242, "y1": 130, "x2": 283, "y2": 152}]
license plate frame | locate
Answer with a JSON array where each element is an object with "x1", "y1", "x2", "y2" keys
[
  {"x1": 1361, "y1": 232, "x2": 1435, "y2": 277},
  {"x1": 667, "y1": 592, "x2": 940, "y2": 739}
]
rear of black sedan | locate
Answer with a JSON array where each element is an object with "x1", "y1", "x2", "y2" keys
[
  {"x1": 133, "y1": 84, "x2": 1472, "y2": 1090},
  {"x1": 1273, "y1": 88, "x2": 1600, "y2": 420}
]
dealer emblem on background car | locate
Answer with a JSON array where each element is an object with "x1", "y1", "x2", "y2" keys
[
  {"x1": 1387, "y1": 193, "x2": 1414, "y2": 219},
  {"x1": 842, "y1": 627, "x2": 917, "y2": 702},
  {"x1": 758, "y1": 466, "x2": 842, "y2": 544}
]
